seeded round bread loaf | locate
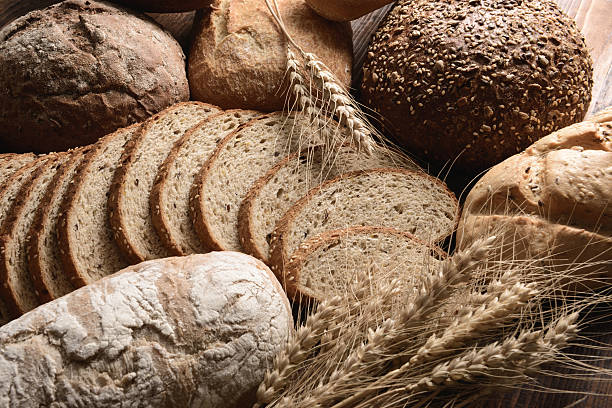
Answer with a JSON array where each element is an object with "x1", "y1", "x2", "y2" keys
[
  {"x1": 28, "y1": 148, "x2": 90, "y2": 302},
  {"x1": 0, "y1": 252, "x2": 292, "y2": 407},
  {"x1": 282, "y1": 226, "x2": 446, "y2": 303},
  {"x1": 191, "y1": 112, "x2": 323, "y2": 253},
  {"x1": 458, "y1": 107, "x2": 612, "y2": 289},
  {"x1": 188, "y1": 0, "x2": 353, "y2": 111},
  {"x1": 109, "y1": 102, "x2": 220, "y2": 263},
  {"x1": 239, "y1": 144, "x2": 419, "y2": 263},
  {"x1": 361, "y1": 0, "x2": 593, "y2": 175},
  {"x1": 0, "y1": 153, "x2": 68, "y2": 317},
  {"x1": 151, "y1": 109, "x2": 261, "y2": 256},
  {"x1": 0, "y1": 0, "x2": 189, "y2": 153},
  {"x1": 269, "y1": 168, "x2": 459, "y2": 273}
]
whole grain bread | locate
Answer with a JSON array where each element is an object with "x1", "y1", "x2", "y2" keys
[
  {"x1": 109, "y1": 102, "x2": 220, "y2": 263},
  {"x1": 282, "y1": 226, "x2": 446, "y2": 303},
  {"x1": 28, "y1": 148, "x2": 90, "y2": 302},
  {"x1": 269, "y1": 168, "x2": 459, "y2": 273},
  {"x1": 458, "y1": 107, "x2": 612, "y2": 289},
  {"x1": 0, "y1": 153, "x2": 68, "y2": 317},
  {"x1": 191, "y1": 112, "x2": 322, "y2": 252},
  {"x1": 188, "y1": 0, "x2": 353, "y2": 111},
  {"x1": 0, "y1": 252, "x2": 292, "y2": 407},
  {"x1": 239, "y1": 145, "x2": 419, "y2": 262},
  {"x1": 0, "y1": 0, "x2": 189, "y2": 153},
  {"x1": 0, "y1": 153, "x2": 37, "y2": 185},
  {"x1": 58, "y1": 125, "x2": 140, "y2": 287},
  {"x1": 151, "y1": 109, "x2": 261, "y2": 256}
]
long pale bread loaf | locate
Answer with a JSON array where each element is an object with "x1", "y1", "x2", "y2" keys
[
  {"x1": 0, "y1": 252, "x2": 292, "y2": 407},
  {"x1": 269, "y1": 168, "x2": 459, "y2": 273},
  {"x1": 151, "y1": 109, "x2": 261, "y2": 256},
  {"x1": 109, "y1": 102, "x2": 220, "y2": 263}
]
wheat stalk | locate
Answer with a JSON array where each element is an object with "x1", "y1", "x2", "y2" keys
[{"x1": 264, "y1": 0, "x2": 377, "y2": 155}]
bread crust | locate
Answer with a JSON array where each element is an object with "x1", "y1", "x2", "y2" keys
[
  {"x1": 151, "y1": 109, "x2": 261, "y2": 256},
  {"x1": 114, "y1": 0, "x2": 213, "y2": 12},
  {"x1": 109, "y1": 102, "x2": 220, "y2": 263},
  {"x1": 188, "y1": 0, "x2": 353, "y2": 111},
  {"x1": 283, "y1": 225, "x2": 447, "y2": 303},
  {"x1": 28, "y1": 148, "x2": 89, "y2": 302},
  {"x1": 0, "y1": 0, "x2": 189, "y2": 153},
  {"x1": 0, "y1": 153, "x2": 67, "y2": 317},
  {"x1": 268, "y1": 167, "x2": 459, "y2": 276}
]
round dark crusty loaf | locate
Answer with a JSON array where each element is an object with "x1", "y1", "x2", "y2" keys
[
  {"x1": 361, "y1": 0, "x2": 593, "y2": 175},
  {"x1": 0, "y1": 0, "x2": 189, "y2": 153},
  {"x1": 188, "y1": 0, "x2": 353, "y2": 111}
]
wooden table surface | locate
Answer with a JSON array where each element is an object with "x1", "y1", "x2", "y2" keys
[{"x1": 1, "y1": 1, "x2": 611, "y2": 407}]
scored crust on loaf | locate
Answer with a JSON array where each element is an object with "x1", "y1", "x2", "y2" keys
[
  {"x1": 282, "y1": 226, "x2": 446, "y2": 302},
  {"x1": 0, "y1": 153, "x2": 69, "y2": 317},
  {"x1": 28, "y1": 148, "x2": 90, "y2": 302},
  {"x1": 59, "y1": 125, "x2": 140, "y2": 287},
  {"x1": 191, "y1": 112, "x2": 323, "y2": 252},
  {"x1": 239, "y1": 145, "x2": 420, "y2": 263},
  {"x1": 0, "y1": 153, "x2": 37, "y2": 186},
  {"x1": 151, "y1": 109, "x2": 262, "y2": 256},
  {"x1": 109, "y1": 102, "x2": 221, "y2": 263},
  {"x1": 268, "y1": 168, "x2": 459, "y2": 273}
]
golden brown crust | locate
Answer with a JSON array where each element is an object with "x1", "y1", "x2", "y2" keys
[
  {"x1": 0, "y1": 0, "x2": 189, "y2": 153},
  {"x1": 282, "y1": 225, "x2": 447, "y2": 303},
  {"x1": 188, "y1": 0, "x2": 353, "y2": 111},
  {"x1": 268, "y1": 167, "x2": 459, "y2": 278}
]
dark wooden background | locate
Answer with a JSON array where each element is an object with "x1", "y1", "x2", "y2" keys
[{"x1": 1, "y1": 1, "x2": 611, "y2": 406}]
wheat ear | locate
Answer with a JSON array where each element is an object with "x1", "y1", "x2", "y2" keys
[{"x1": 264, "y1": 0, "x2": 377, "y2": 155}]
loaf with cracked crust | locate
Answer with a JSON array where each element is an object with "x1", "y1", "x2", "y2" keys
[
  {"x1": 458, "y1": 107, "x2": 612, "y2": 289},
  {"x1": 0, "y1": 0, "x2": 189, "y2": 153},
  {"x1": 188, "y1": 0, "x2": 353, "y2": 111},
  {"x1": 0, "y1": 252, "x2": 292, "y2": 407}
]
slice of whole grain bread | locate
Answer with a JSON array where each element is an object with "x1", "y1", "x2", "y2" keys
[
  {"x1": 58, "y1": 125, "x2": 139, "y2": 287},
  {"x1": 0, "y1": 153, "x2": 68, "y2": 316},
  {"x1": 191, "y1": 112, "x2": 322, "y2": 252},
  {"x1": 282, "y1": 226, "x2": 446, "y2": 303},
  {"x1": 269, "y1": 168, "x2": 459, "y2": 275},
  {"x1": 239, "y1": 145, "x2": 419, "y2": 263},
  {"x1": 109, "y1": 102, "x2": 220, "y2": 263},
  {"x1": 151, "y1": 109, "x2": 261, "y2": 256},
  {"x1": 28, "y1": 148, "x2": 90, "y2": 302},
  {"x1": 0, "y1": 153, "x2": 37, "y2": 186}
]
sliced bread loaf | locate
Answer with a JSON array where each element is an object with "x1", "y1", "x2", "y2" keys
[
  {"x1": 239, "y1": 145, "x2": 419, "y2": 262},
  {"x1": 58, "y1": 125, "x2": 140, "y2": 287},
  {"x1": 269, "y1": 168, "x2": 459, "y2": 273},
  {"x1": 191, "y1": 112, "x2": 323, "y2": 252},
  {"x1": 109, "y1": 102, "x2": 220, "y2": 263},
  {"x1": 0, "y1": 153, "x2": 37, "y2": 186},
  {"x1": 28, "y1": 148, "x2": 89, "y2": 302},
  {"x1": 0, "y1": 153, "x2": 68, "y2": 316},
  {"x1": 151, "y1": 109, "x2": 261, "y2": 256},
  {"x1": 282, "y1": 226, "x2": 446, "y2": 302}
]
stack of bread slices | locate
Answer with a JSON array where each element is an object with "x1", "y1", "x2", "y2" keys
[{"x1": 0, "y1": 102, "x2": 459, "y2": 324}]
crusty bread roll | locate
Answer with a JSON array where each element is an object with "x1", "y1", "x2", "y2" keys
[
  {"x1": 458, "y1": 107, "x2": 612, "y2": 289},
  {"x1": 0, "y1": 0, "x2": 189, "y2": 153},
  {"x1": 306, "y1": 0, "x2": 393, "y2": 22},
  {"x1": 0, "y1": 252, "x2": 292, "y2": 407},
  {"x1": 188, "y1": 0, "x2": 353, "y2": 111}
]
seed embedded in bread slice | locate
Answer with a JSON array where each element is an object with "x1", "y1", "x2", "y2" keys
[
  {"x1": 0, "y1": 153, "x2": 37, "y2": 186},
  {"x1": 191, "y1": 112, "x2": 323, "y2": 252},
  {"x1": 239, "y1": 145, "x2": 420, "y2": 263},
  {"x1": 28, "y1": 148, "x2": 90, "y2": 302},
  {"x1": 58, "y1": 125, "x2": 140, "y2": 287},
  {"x1": 269, "y1": 168, "x2": 459, "y2": 274},
  {"x1": 0, "y1": 153, "x2": 68, "y2": 316},
  {"x1": 282, "y1": 226, "x2": 446, "y2": 302},
  {"x1": 109, "y1": 102, "x2": 221, "y2": 263},
  {"x1": 151, "y1": 109, "x2": 261, "y2": 256}
]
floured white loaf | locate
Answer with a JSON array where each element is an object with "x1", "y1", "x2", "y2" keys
[{"x1": 0, "y1": 252, "x2": 292, "y2": 408}]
